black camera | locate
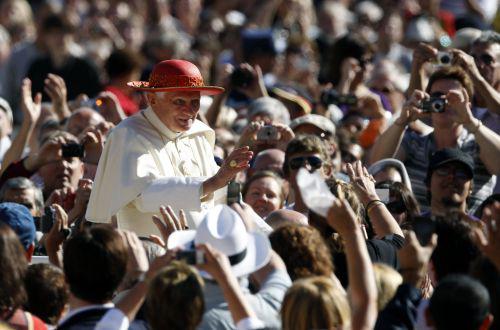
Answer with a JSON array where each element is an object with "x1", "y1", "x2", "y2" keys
[
  {"x1": 421, "y1": 97, "x2": 446, "y2": 113},
  {"x1": 437, "y1": 51, "x2": 453, "y2": 66},
  {"x1": 230, "y1": 68, "x2": 254, "y2": 88},
  {"x1": 176, "y1": 249, "x2": 205, "y2": 265},
  {"x1": 62, "y1": 143, "x2": 85, "y2": 158},
  {"x1": 320, "y1": 89, "x2": 357, "y2": 107},
  {"x1": 41, "y1": 206, "x2": 55, "y2": 233}
]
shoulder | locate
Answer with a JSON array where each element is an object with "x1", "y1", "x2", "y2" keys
[{"x1": 109, "y1": 112, "x2": 151, "y2": 137}]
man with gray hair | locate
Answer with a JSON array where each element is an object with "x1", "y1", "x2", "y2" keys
[{"x1": 0, "y1": 177, "x2": 44, "y2": 216}]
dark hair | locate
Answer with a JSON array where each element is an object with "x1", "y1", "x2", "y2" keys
[
  {"x1": 326, "y1": 34, "x2": 373, "y2": 85},
  {"x1": 283, "y1": 134, "x2": 331, "y2": 177},
  {"x1": 41, "y1": 14, "x2": 75, "y2": 34},
  {"x1": 24, "y1": 264, "x2": 69, "y2": 325},
  {"x1": 0, "y1": 223, "x2": 28, "y2": 319},
  {"x1": 105, "y1": 48, "x2": 144, "y2": 80},
  {"x1": 270, "y1": 224, "x2": 334, "y2": 281},
  {"x1": 429, "y1": 274, "x2": 490, "y2": 330},
  {"x1": 378, "y1": 181, "x2": 420, "y2": 224},
  {"x1": 426, "y1": 66, "x2": 474, "y2": 101},
  {"x1": 242, "y1": 170, "x2": 287, "y2": 204},
  {"x1": 431, "y1": 216, "x2": 480, "y2": 281},
  {"x1": 0, "y1": 177, "x2": 44, "y2": 213},
  {"x1": 146, "y1": 262, "x2": 205, "y2": 330},
  {"x1": 63, "y1": 226, "x2": 128, "y2": 304},
  {"x1": 470, "y1": 257, "x2": 500, "y2": 330}
]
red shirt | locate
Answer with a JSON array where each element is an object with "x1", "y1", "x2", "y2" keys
[{"x1": 103, "y1": 85, "x2": 139, "y2": 116}]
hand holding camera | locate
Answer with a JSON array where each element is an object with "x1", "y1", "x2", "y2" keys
[
  {"x1": 230, "y1": 63, "x2": 267, "y2": 99},
  {"x1": 395, "y1": 90, "x2": 429, "y2": 126}
]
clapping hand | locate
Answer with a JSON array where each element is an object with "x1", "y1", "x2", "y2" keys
[
  {"x1": 44, "y1": 73, "x2": 70, "y2": 120},
  {"x1": 21, "y1": 78, "x2": 41, "y2": 125}
]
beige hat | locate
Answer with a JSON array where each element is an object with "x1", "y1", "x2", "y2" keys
[{"x1": 289, "y1": 114, "x2": 336, "y2": 136}]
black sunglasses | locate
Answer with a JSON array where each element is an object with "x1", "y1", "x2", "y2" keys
[
  {"x1": 385, "y1": 200, "x2": 407, "y2": 214},
  {"x1": 289, "y1": 156, "x2": 323, "y2": 171},
  {"x1": 474, "y1": 53, "x2": 495, "y2": 66}
]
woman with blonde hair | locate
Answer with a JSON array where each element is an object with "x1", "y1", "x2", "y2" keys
[{"x1": 281, "y1": 276, "x2": 350, "y2": 329}]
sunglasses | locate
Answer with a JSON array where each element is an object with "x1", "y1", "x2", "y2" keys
[
  {"x1": 385, "y1": 200, "x2": 407, "y2": 214},
  {"x1": 434, "y1": 166, "x2": 470, "y2": 180},
  {"x1": 289, "y1": 156, "x2": 323, "y2": 171},
  {"x1": 473, "y1": 53, "x2": 495, "y2": 66}
]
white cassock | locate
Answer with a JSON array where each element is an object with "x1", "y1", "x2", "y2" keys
[{"x1": 85, "y1": 107, "x2": 224, "y2": 237}]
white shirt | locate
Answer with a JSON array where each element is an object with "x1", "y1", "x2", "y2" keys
[{"x1": 86, "y1": 107, "x2": 224, "y2": 236}]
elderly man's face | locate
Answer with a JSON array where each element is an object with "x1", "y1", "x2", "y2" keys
[
  {"x1": 430, "y1": 162, "x2": 472, "y2": 209},
  {"x1": 471, "y1": 42, "x2": 500, "y2": 86},
  {"x1": 148, "y1": 91, "x2": 201, "y2": 132},
  {"x1": 3, "y1": 188, "x2": 38, "y2": 215}
]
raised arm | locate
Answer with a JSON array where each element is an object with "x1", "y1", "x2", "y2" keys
[
  {"x1": 347, "y1": 161, "x2": 404, "y2": 238},
  {"x1": 447, "y1": 88, "x2": 500, "y2": 174},
  {"x1": 407, "y1": 43, "x2": 438, "y2": 97},
  {"x1": 369, "y1": 90, "x2": 430, "y2": 164},
  {"x1": 452, "y1": 49, "x2": 500, "y2": 115},
  {"x1": 1, "y1": 79, "x2": 41, "y2": 174},
  {"x1": 327, "y1": 199, "x2": 378, "y2": 330}
]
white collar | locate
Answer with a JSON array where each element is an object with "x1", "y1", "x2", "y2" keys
[
  {"x1": 58, "y1": 302, "x2": 114, "y2": 325},
  {"x1": 144, "y1": 106, "x2": 181, "y2": 140}
]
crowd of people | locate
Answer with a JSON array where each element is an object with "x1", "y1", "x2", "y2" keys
[{"x1": 0, "y1": 0, "x2": 499, "y2": 329}]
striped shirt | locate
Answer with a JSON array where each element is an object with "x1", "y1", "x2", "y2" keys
[{"x1": 400, "y1": 128, "x2": 496, "y2": 214}]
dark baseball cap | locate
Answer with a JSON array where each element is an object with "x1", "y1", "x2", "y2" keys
[
  {"x1": 0, "y1": 202, "x2": 35, "y2": 250},
  {"x1": 426, "y1": 148, "x2": 474, "y2": 184}
]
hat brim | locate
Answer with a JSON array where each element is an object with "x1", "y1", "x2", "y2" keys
[
  {"x1": 127, "y1": 81, "x2": 225, "y2": 95},
  {"x1": 167, "y1": 230, "x2": 271, "y2": 279}
]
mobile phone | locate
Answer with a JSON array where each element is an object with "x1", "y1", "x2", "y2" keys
[
  {"x1": 376, "y1": 188, "x2": 390, "y2": 203},
  {"x1": 176, "y1": 249, "x2": 205, "y2": 265},
  {"x1": 256, "y1": 125, "x2": 279, "y2": 141},
  {"x1": 411, "y1": 216, "x2": 436, "y2": 246},
  {"x1": 62, "y1": 143, "x2": 85, "y2": 158},
  {"x1": 227, "y1": 181, "x2": 242, "y2": 205},
  {"x1": 41, "y1": 206, "x2": 55, "y2": 234}
]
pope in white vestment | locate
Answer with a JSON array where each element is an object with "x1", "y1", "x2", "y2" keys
[{"x1": 85, "y1": 60, "x2": 252, "y2": 236}]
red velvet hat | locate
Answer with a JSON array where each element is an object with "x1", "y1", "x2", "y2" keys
[{"x1": 127, "y1": 59, "x2": 224, "y2": 95}]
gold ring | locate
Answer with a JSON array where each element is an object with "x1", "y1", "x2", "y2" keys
[{"x1": 229, "y1": 160, "x2": 237, "y2": 168}]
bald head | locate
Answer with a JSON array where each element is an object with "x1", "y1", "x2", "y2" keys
[
  {"x1": 266, "y1": 209, "x2": 308, "y2": 229},
  {"x1": 252, "y1": 149, "x2": 285, "y2": 175},
  {"x1": 66, "y1": 107, "x2": 105, "y2": 137}
]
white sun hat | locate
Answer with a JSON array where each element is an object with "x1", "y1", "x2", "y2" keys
[{"x1": 167, "y1": 205, "x2": 272, "y2": 278}]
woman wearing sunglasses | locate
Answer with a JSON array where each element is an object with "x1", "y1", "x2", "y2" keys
[{"x1": 375, "y1": 181, "x2": 420, "y2": 227}]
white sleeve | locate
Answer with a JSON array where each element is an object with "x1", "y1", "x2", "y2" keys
[
  {"x1": 134, "y1": 176, "x2": 207, "y2": 212},
  {"x1": 236, "y1": 317, "x2": 265, "y2": 330},
  {"x1": 95, "y1": 308, "x2": 129, "y2": 330}
]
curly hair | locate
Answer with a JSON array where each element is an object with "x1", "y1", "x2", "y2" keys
[
  {"x1": 269, "y1": 224, "x2": 334, "y2": 281},
  {"x1": 0, "y1": 223, "x2": 28, "y2": 319}
]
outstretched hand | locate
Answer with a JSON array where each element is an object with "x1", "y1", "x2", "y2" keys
[{"x1": 152, "y1": 205, "x2": 188, "y2": 248}]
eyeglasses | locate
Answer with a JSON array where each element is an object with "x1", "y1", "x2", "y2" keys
[
  {"x1": 385, "y1": 200, "x2": 407, "y2": 214},
  {"x1": 289, "y1": 156, "x2": 323, "y2": 171},
  {"x1": 473, "y1": 53, "x2": 495, "y2": 66},
  {"x1": 434, "y1": 166, "x2": 470, "y2": 180}
]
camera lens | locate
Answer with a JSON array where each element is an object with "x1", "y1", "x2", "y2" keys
[
  {"x1": 431, "y1": 99, "x2": 444, "y2": 112},
  {"x1": 440, "y1": 54, "x2": 451, "y2": 64}
]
